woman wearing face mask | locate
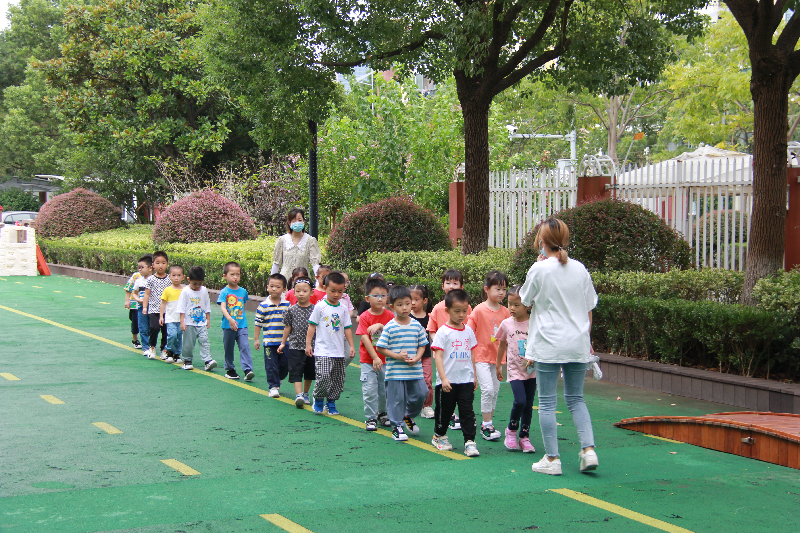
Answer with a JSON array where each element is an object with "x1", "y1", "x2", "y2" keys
[{"x1": 271, "y1": 208, "x2": 322, "y2": 281}]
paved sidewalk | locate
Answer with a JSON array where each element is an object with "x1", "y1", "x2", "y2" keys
[{"x1": 1, "y1": 275, "x2": 798, "y2": 532}]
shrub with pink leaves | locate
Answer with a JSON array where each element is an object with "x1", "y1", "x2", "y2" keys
[
  {"x1": 153, "y1": 190, "x2": 258, "y2": 244},
  {"x1": 34, "y1": 188, "x2": 123, "y2": 238},
  {"x1": 327, "y1": 195, "x2": 452, "y2": 269}
]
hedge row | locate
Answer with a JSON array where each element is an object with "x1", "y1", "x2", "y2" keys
[
  {"x1": 591, "y1": 269, "x2": 745, "y2": 304},
  {"x1": 593, "y1": 295, "x2": 799, "y2": 379}
]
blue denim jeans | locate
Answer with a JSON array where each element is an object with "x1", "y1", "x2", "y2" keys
[
  {"x1": 137, "y1": 308, "x2": 149, "y2": 351},
  {"x1": 222, "y1": 327, "x2": 252, "y2": 372},
  {"x1": 535, "y1": 362, "x2": 595, "y2": 457},
  {"x1": 166, "y1": 322, "x2": 182, "y2": 355}
]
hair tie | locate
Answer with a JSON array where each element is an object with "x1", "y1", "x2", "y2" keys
[{"x1": 294, "y1": 279, "x2": 311, "y2": 287}]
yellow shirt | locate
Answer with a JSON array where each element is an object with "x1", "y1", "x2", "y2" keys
[{"x1": 160, "y1": 285, "x2": 184, "y2": 323}]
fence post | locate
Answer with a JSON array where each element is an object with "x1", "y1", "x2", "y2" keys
[
  {"x1": 787, "y1": 167, "x2": 800, "y2": 270},
  {"x1": 449, "y1": 181, "x2": 465, "y2": 247},
  {"x1": 576, "y1": 174, "x2": 612, "y2": 206}
]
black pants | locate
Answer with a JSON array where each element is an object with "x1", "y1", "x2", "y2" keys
[
  {"x1": 288, "y1": 348, "x2": 315, "y2": 383},
  {"x1": 434, "y1": 383, "x2": 477, "y2": 443},
  {"x1": 508, "y1": 378, "x2": 536, "y2": 438},
  {"x1": 148, "y1": 314, "x2": 167, "y2": 350},
  {"x1": 129, "y1": 309, "x2": 139, "y2": 335}
]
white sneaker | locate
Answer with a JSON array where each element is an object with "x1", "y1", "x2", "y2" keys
[
  {"x1": 175, "y1": 357, "x2": 183, "y2": 365},
  {"x1": 432, "y1": 434, "x2": 453, "y2": 451},
  {"x1": 181, "y1": 363, "x2": 193, "y2": 370},
  {"x1": 160, "y1": 351, "x2": 168, "y2": 361},
  {"x1": 269, "y1": 387, "x2": 280, "y2": 398},
  {"x1": 464, "y1": 440, "x2": 480, "y2": 457},
  {"x1": 165, "y1": 356, "x2": 174, "y2": 363},
  {"x1": 532, "y1": 455, "x2": 562, "y2": 475},
  {"x1": 204, "y1": 360, "x2": 217, "y2": 371},
  {"x1": 420, "y1": 406, "x2": 435, "y2": 419},
  {"x1": 145, "y1": 349, "x2": 156, "y2": 360},
  {"x1": 579, "y1": 449, "x2": 599, "y2": 472}
]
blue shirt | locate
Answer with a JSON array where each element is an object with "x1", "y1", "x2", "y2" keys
[
  {"x1": 376, "y1": 319, "x2": 429, "y2": 380},
  {"x1": 217, "y1": 286, "x2": 248, "y2": 330},
  {"x1": 255, "y1": 299, "x2": 290, "y2": 345}
]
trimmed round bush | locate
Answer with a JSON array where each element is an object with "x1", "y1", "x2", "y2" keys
[
  {"x1": 153, "y1": 190, "x2": 258, "y2": 245},
  {"x1": 510, "y1": 197, "x2": 692, "y2": 281},
  {"x1": 35, "y1": 188, "x2": 123, "y2": 238},
  {"x1": 327, "y1": 196, "x2": 452, "y2": 269}
]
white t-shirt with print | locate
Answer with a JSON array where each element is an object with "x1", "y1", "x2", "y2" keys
[
  {"x1": 178, "y1": 286, "x2": 211, "y2": 328},
  {"x1": 309, "y1": 299, "x2": 352, "y2": 358},
  {"x1": 431, "y1": 324, "x2": 478, "y2": 386}
]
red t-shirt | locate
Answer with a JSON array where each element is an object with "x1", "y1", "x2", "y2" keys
[
  {"x1": 356, "y1": 308, "x2": 395, "y2": 364},
  {"x1": 313, "y1": 288, "x2": 326, "y2": 303},
  {"x1": 286, "y1": 288, "x2": 323, "y2": 306}
]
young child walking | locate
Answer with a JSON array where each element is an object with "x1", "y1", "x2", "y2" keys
[
  {"x1": 409, "y1": 284, "x2": 434, "y2": 419},
  {"x1": 255, "y1": 273, "x2": 290, "y2": 397},
  {"x1": 142, "y1": 251, "x2": 171, "y2": 360},
  {"x1": 356, "y1": 277, "x2": 394, "y2": 431},
  {"x1": 426, "y1": 269, "x2": 472, "y2": 430},
  {"x1": 467, "y1": 270, "x2": 510, "y2": 441},
  {"x1": 123, "y1": 266, "x2": 143, "y2": 349},
  {"x1": 159, "y1": 265, "x2": 186, "y2": 363},
  {"x1": 312, "y1": 264, "x2": 332, "y2": 303},
  {"x1": 430, "y1": 289, "x2": 480, "y2": 457},
  {"x1": 218, "y1": 261, "x2": 255, "y2": 381},
  {"x1": 520, "y1": 217, "x2": 599, "y2": 475},
  {"x1": 178, "y1": 266, "x2": 217, "y2": 371},
  {"x1": 285, "y1": 267, "x2": 318, "y2": 305},
  {"x1": 306, "y1": 271, "x2": 355, "y2": 415},
  {"x1": 279, "y1": 277, "x2": 316, "y2": 408},
  {"x1": 495, "y1": 285, "x2": 536, "y2": 453},
  {"x1": 375, "y1": 285, "x2": 429, "y2": 441},
  {"x1": 130, "y1": 254, "x2": 153, "y2": 355}
]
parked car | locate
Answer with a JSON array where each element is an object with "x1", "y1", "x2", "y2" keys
[{"x1": 1, "y1": 211, "x2": 38, "y2": 225}]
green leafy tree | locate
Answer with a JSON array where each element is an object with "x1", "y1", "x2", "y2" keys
[
  {"x1": 721, "y1": 0, "x2": 800, "y2": 303},
  {"x1": 0, "y1": 186, "x2": 42, "y2": 211}
]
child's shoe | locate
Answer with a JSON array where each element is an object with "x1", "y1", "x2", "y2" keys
[
  {"x1": 392, "y1": 425, "x2": 408, "y2": 441},
  {"x1": 464, "y1": 440, "x2": 480, "y2": 457},
  {"x1": 520, "y1": 437, "x2": 536, "y2": 453},
  {"x1": 175, "y1": 357, "x2": 183, "y2": 365},
  {"x1": 449, "y1": 414, "x2": 461, "y2": 430},
  {"x1": 295, "y1": 394, "x2": 305, "y2": 408},
  {"x1": 244, "y1": 370, "x2": 254, "y2": 381},
  {"x1": 365, "y1": 419, "x2": 378, "y2": 431},
  {"x1": 132, "y1": 339, "x2": 142, "y2": 349},
  {"x1": 302, "y1": 393, "x2": 311, "y2": 405},
  {"x1": 225, "y1": 369, "x2": 240, "y2": 380},
  {"x1": 431, "y1": 434, "x2": 453, "y2": 451},
  {"x1": 269, "y1": 387, "x2": 280, "y2": 398},
  {"x1": 531, "y1": 455, "x2": 562, "y2": 475},
  {"x1": 181, "y1": 363, "x2": 193, "y2": 370},
  {"x1": 481, "y1": 424, "x2": 501, "y2": 441},
  {"x1": 160, "y1": 350, "x2": 169, "y2": 361},
  {"x1": 504, "y1": 428, "x2": 520, "y2": 450},
  {"x1": 326, "y1": 401, "x2": 339, "y2": 416},
  {"x1": 403, "y1": 415, "x2": 420, "y2": 435},
  {"x1": 204, "y1": 360, "x2": 217, "y2": 371},
  {"x1": 165, "y1": 355, "x2": 175, "y2": 363},
  {"x1": 420, "y1": 406, "x2": 435, "y2": 419},
  {"x1": 312, "y1": 399, "x2": 325, "y2": 414},
  {"x1": 377, "y1": 412, "x2": 391, "y2": 427},
  {"x1": 145, "y1": 348, "x2": 156, "y2": 359},
  {"x1": 579, "y1": 449, "x2": 599, "y2": 472}
]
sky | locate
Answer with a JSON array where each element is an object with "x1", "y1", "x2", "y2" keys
[{"x1": 1, "y1": 0, "x2": 14, "y2": 29}]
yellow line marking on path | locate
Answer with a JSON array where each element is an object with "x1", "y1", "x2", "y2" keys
[
  {"x1": 15, "y1": 282, "x2": 23, "y2": 284},
  {"x1": 98, "y1": 302, "x2": 111, "y2": 305},
  {"x1": 93, "y1": 422, "x2": 123, "y2": 434},
  {"x1": 550, "y1": 489, "x2": 694, "y2": 533},
  {"x1": 75, "y1": 295, "x2": 85, "y2": 298},
  {"x1": 645, "y1": 434, "x2": 683, "y2": 444},
  {"x1": 348, "y1": 362, "x2": 360, "y2": 369},
  {"x1": 261, "y1": 514, "x2": 314, "y2": 532},
  {"x1": 41, "y1": 395, "x2": 65, "y2": 404},
  {"x1": 0, "y1": 304, "x2": 466, "y2": 460},
  {"x1": 0, "y1": 277, "x2": 7, "y2": 280},
  {"x1": 1, "y1": 373, "x2": 21, "y2": 381},
  {"x1": 160, "y1": 459, "x2": 200, "y2": 476},
  {"x1": 53, "y1": 290, "x2": 62, "y2": 293},
  {"x1": 32, "y1": 285, "x2": 42, "y2": 288}
]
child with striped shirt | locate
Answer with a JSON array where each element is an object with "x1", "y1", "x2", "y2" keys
[
  {"x1": 255, "y1": 273, "x2": 290, "y2": 397},
  {"x1": 376, "y1": 285, "x2": 430, "y2": 442}
]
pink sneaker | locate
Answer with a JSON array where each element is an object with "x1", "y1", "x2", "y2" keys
[
  {"x1": 504, "y1": 428, "x2": 520, "y2": 451},
  {"x1": 519, "y1": 437, "x2": 536, "y2": 453}
]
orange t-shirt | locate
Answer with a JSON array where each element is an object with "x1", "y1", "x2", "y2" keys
[
  {"x1": 426, "y1": 299, "x2": 473, "y2": 335},
  {"x1": 466, "y1": 302, "x2": 511, "y2": 364}
]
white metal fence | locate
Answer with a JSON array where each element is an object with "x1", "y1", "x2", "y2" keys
[{"x1": 489, "y1": 158, "x2": 754, "y2": 271}]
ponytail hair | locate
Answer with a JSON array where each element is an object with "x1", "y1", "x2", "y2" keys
[
  {"x1": 535, "y1": 217, "x2": 569, "y2": 265},
  {"x1": 409, "y1": 284, "x2": 433, "y2": 313}
]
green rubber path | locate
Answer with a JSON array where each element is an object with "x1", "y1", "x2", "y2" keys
[{"x1": 1, "y1": 275, "x2": 799, "y2": 532}]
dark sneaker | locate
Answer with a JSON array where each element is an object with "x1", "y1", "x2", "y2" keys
[
  {"x1": 366, "y1": 419, "x2": 378, "y2": 431},
  {"x1": 392, "y1": 425, "x2": 409, "y2": 441},
  {"x1": 225, "y1": 369, "x2": 240, "y2": 380},
  {"x1": 132, "y1": 339, "x2": 142, "y2": 349},
  {"x1": 326, "y1": 401, "x2": 339, "y2": 416},
  {"x1": 449, "y1": 413, "x2": 461, "y2": 431},
  {"x1": 403, "y1": 415, "x2": 420, "y2": 435},
  {"x1": 481, "y1": 424, "x2": 501, "y2": 441},
  {"x1": 377, "y1": 412, "x2": 391, "y2": 427}
]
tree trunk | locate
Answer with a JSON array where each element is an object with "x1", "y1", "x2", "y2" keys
[
  {"x1": 460, "y1": 99, "x2": 491, "y2": 254},
  {"x1": 742, "y1": 66, "x2": 790, "y2": 303},
  {"x1": 606, "y1": 95, "x2": 620, "y2": 166}
]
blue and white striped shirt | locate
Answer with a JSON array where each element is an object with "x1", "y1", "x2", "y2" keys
[
  {"x1": 376, "y1": 319, "x2": 429, "y2": 380},
  {"x1": 254, "y1": 299, "x2": 290, "y2": 346}
]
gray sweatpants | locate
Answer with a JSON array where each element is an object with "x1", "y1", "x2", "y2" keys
[
  {"x1": 360, "y1": 363, "x2": 386, "y2": 420},
  {"x1": 386, "y1": 378, "x2": 428, "y2": 428},
  {"x1": 181, "y1": 325, "x2": 212, "y2": 364}
]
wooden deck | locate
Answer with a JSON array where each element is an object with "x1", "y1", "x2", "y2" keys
[{"x1": 616, "y1": 412, "x2": 800, "y2": 470}]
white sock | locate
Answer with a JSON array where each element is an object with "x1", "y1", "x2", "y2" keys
[{"x1": 483, "y1": 420, "x2": 492, "y2": 428}]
